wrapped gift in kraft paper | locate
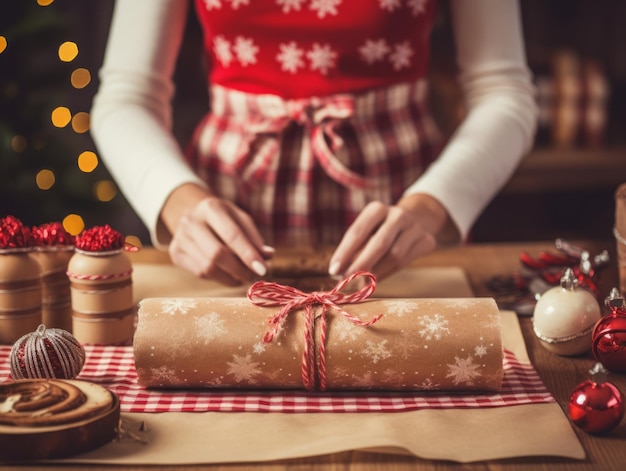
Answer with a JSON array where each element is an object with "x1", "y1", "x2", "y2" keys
[{"x1": 133, "y1": 273, "x2": 503, "y2": 392}]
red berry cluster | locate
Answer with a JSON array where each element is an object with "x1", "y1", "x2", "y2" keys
[
  {"x1": 31, "y1": 221, "x2": 75, "y2": 247},
  {"x1": 0, "y1": 215, "x2": 32, "y2": 249},
  {"x1": 75, "y1": 224, "x2": 125, "y2": 252}
]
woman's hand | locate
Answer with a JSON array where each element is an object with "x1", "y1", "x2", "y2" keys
[
  {"x1": 328, "y1": 193, "x2": 453, "y2": 281},
  {"x1": 162, "y1": 184, "x2": 271, "y2": 285}
]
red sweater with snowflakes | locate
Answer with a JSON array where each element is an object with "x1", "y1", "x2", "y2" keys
[{"x1": 194, "y1": 0, "x2": 437, "y2": 98}]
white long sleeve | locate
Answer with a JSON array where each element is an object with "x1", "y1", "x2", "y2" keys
[
  {"x1": 90, "y1": 0, "x2": 205, "y2": 247},
  {"x1": 405, "y1": 0, "x2": 537, "y2": 240}
]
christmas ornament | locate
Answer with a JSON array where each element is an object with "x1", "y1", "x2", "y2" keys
[
  {"x1": 532, "y1": 267, "x2": 601, "y2": 356},
  {"x1": 0, "y1": 215, "x2": 42, "y2": 344},
  {"x1": 568, "y1": 379, "x2": 624, "y2": 434},
  {"x1": 31, "y1": 222, "x2": 75, "y2": 332},
  {"x1": 10, "y1": 324, "x2": 85, "y2": 379},
  {"x1": 67, "y1": 225, "x2": 135, "y2": 345},
  {"x1": 592, "y1": 288, "x2": 626, "y2": 373}
]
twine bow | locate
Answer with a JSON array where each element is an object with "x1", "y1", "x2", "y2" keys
[{"x1": 247, "y1": 271, "x2": 383, "y2": 391}]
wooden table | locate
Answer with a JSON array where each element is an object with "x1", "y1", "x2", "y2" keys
[{"x1": 5, "y1": 240, "x2": 626, "y2": 471}]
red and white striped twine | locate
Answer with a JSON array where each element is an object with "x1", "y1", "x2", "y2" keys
[
  {"x1": 65, "y1": 269, "x2": 133, "y2": 281},
  {"x1": 247, "y1": 271, "x2": 382, "y2": 392}
]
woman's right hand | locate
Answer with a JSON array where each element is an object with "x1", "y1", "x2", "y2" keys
[{"x1": 162, "y1": 184, "x2": 271, "y2": 285}]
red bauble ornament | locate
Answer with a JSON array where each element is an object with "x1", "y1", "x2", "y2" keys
[
  {"x1": 592, "y1": 288, "x2": 626, "y2": 373},
  {"x1": 568, "y1": 379, "x2": 624, "y2": 434},
  {"x1": 10, "y1": 324, "x2": 86, "y2": 380}
]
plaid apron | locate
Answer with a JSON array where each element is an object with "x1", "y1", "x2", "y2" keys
[{"x1": 186, "y1": 80, "x2": 442, "y2": 247}]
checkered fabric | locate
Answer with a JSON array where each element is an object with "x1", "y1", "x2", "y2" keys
[
  {"x1": 0, "y1": 346, "x2": 554, "y2": 413},
  {"x1": 186, "y1": 80, "x2": 442, "y2": 247}
]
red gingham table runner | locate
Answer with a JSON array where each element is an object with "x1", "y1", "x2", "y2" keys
[{"x1": 0, "y1": 346, "x2": 554, "y2": 413}]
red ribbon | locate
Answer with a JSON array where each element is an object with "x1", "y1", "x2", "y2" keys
[{"x1": 247, "y1": 271, "x2": 383, "y2": 392}]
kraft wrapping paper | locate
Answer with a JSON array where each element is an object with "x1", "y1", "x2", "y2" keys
[
  {"x1": 52, "y1": 264, "x2": 584, "y2": 464},
  {"x1": 134, "y1": 296, "x2": 503, "y2": 392}
]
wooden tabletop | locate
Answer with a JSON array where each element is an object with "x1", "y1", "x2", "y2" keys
[{"x1": 4, "y1": 240, "x2": 626, "y2": 471}]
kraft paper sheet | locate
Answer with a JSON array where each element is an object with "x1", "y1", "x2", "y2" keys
[{"x1": 56, "y1": 264, "x2": 584, "y2": 464}]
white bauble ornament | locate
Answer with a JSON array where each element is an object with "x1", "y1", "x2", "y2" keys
[{"x1": 532, "y1": 268, "x2": 601, "y2": 356}]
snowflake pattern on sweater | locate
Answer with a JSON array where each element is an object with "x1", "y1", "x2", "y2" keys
[{"x1": 194, "y1": 0, "x2": 436, "y2": 98}]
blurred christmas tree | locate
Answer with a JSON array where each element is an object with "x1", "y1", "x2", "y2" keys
[{"x1": 0, "y1": 0, "x2": 139, "y2": 239}]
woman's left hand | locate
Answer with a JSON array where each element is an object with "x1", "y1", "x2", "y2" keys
[{"x1": 329, "y1": 194, "x2": 451, "y2": 280}]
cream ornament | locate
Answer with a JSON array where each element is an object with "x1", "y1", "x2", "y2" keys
[
  {"x1": 10, "y1": 324, "x2": 86, "y2": 380},
  {"x1": 532, "y1": 267, "x2": 602, "y2": 356}
]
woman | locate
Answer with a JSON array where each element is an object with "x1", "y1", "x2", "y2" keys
[{"x1": 91, "y1": 0, "x2": 536, "y2": 285}]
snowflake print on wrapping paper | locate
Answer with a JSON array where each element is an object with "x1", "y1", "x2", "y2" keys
[
  {"x1": 234, "y1": 36, "x2": 259, "y2": 66},
  {"x1": 389, "y1": 41, "x2": 413, "y2": 70},
  {"x1": 214, "y1": 35, "x2": 233, "y2": 66},
  {"x1": 252, "y1": 342, "x2": 266, "y2": 355},
  {"x1": 277, "y1": 42, "x2": 305, "y2": 73},
  {"x1": 307, "y1": 43, "x2": 337, "y2": 75},
  {"x1": 147, "y1": 366, "x2": 180, "y2": 385},
  {"x1": 202, "y1": 0, "x2": 222, "y2": 10},
  {"x1": 194, "y1": 312, "x2": 227, "y2": 343},
  {"x1": 351, "y1": 371, "x2": 374, "y2": 388},
  {"x1": 277, "y1": 0, "x2": 307, "y2": 13},
  {"x1": 378, "y1": 0, "x2": 402, "y2": 12},
  {"x1": 408, "y1": 0, "x2": 428, "y2": 16},
  {"x1": 359, "y1": 39, "x2": 390, "y2": 65},
  {"x1": 385, "y1": 300, "x2": 418, "y2": 317},
  {"x1": 332, "y1": 317, "x2": 365, "y2": 342},
  {"x1": 418, "y1": 313, "x2": 450, "y2": 341},
  {"x1": 362, "y1": 339, "x2": 392, "y2": 364},
  {"x1": 160, "y1": 299, "x2": 197, "y2": 316},
  {"x1": 446, "y1": 356, "x2": 481, "y2": 386},
  {"x1": 417, "y1": 377, "x2": 439, "y2": 390},
  {"x1": 227, "y1": 354, "x2": 262, "y2": 383},
  {"x1": 474, "y1": 345, "x2": 488, "y2": 358},
  {"x1": 310, "y1": 0, "x2": 341, "y2": 19}
]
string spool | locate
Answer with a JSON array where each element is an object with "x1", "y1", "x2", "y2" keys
[
  {"x1": 31, "y1": 222, "x2": 75, "y2": 332},
  {"x1": 67, "y1": 225, "x2": 135, "y2": 345},
  {"x1": 0, "y1": 215, "x2": 41, "y2": 344}
]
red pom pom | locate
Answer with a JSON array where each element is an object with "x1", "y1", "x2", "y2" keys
[
  {"x1": 0, "y1": 215, "x2": 32, "y2": 250},
  {"x1": 31, "y1": 222, "x2": 75, "y2": 247},
  {"x1": 75, "y1": 224, "x2": 125, "y2": 252}
]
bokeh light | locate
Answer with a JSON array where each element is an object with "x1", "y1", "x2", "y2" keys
[
  {"x1": 58, "y1": 41, "x2": 78, "y2": 62},
  {"x1": 36, "y1": 169, "x2": 55, "y2": 190},
  {"x1": 51, "y1": 106, "x2": 72, "y2": 127},
  {"x1": 71, "y1": 111, "x2": 90, "y2": 133},
  {"x1": 37, "y1": 0, "x2": 55, "y2": 6},
  {"x1": 63, "y1": 214, "x2": 84, "y2": 236},
  {"x1": 94, "y1": 180, "x2": 117, "y2": 202},
  {"x1": 77, "y1": 150, "x2": 99, "y2": 172},
  {"x1": 0, "y1": 36, "x2": 7, "y2": 54},
  {"x1": 70, "y1": 68, "x2": 91, "y2": 89},
  {"x1": 11, "y1": 135, "x2": 27, "y2": 153}
]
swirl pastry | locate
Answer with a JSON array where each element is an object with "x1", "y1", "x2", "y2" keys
[{"x1": 0, "y1": 379, "x2": 120, "y2": 460}]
